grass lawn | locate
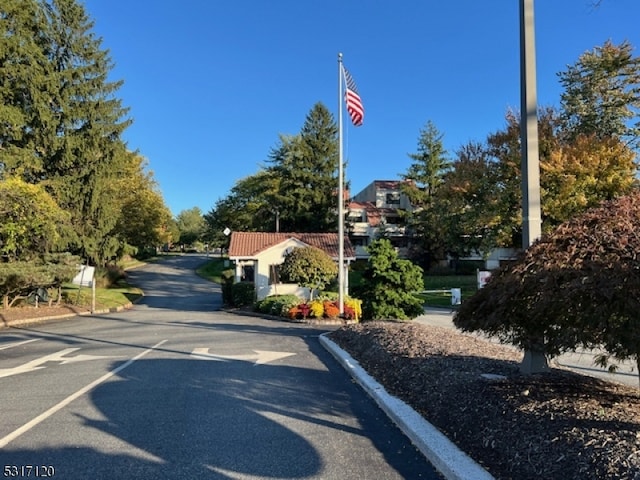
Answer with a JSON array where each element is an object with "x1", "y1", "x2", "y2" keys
[
  {"x1": 418, "y1": 275, "x2": 478, "y2": 308},
  {"x1": 350, "y1": 269, "x2": 477, "y2": 309},
  {"x1": 196, "y1": 257, "x2": 230, "y2": 284},
  {"x1": 62, "y1": 282, "x2": 143, "y2": 310}
]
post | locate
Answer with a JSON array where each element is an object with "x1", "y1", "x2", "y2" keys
[
  {"x1": 519, "y1": 0, "x2": 547, "y2": 373},
  {"x1": 91, "y1": 280, "x2": 96, "y2": 314},
  {"x1": 337, "y1": 53, "x2": 345, "y2": 315},
  {"x1": 520, "y1": 0, "x2": 542, "y2": 247}
]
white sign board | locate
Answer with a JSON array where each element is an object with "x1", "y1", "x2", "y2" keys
[
  {"x1": 451, "y1": 288, "x2": 462, "y2": 306},
  {"x1": 477, "y1": 270, "x2": 491, "y2": 289},
  {"x1": 72, "y1": 265, "x2": 95, "y2": 287}
]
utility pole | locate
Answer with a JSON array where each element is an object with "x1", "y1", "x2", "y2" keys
[{"x1": 519, "y1": 0, "x2": 546, "y2": 374}]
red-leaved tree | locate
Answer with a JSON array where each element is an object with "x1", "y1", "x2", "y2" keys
[{"x1": 454, "y1": 190, "x2": 640, "y2": 385}]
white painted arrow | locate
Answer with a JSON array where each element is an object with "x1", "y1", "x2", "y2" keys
[
  {"x1": 0, "y1": 348, "x2": 116, "y2": 379},
  {"x1": 191, "y1": 348, "x2": 295, "y2": 365},
  {"x1": 0, "y1": 339, "x2": 39, "y2": 351}
]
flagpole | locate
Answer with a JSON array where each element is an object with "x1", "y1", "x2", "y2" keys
[{"x1": 338, "y1": 53, "x2": 345, "y2": 315}]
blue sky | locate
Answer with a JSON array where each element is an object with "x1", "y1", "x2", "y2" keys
[{"x1": 82, "y1": 0, "x2": 640, "y2": 217}]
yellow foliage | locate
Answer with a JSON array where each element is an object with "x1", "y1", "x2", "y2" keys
[
  {"x1": 540, "y1": 135, "x2": 637, "y2": 229},
  {"x1": 345, "y1": 297, "x2": 362, "y2": 321},
  {"x1": 309, "y1": 300, "x2": 324, "y2": 318}
]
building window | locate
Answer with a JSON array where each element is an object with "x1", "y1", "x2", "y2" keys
[
  {"x1": 269, "y1": 264, "x2": 281, "y2": 284},
  {"x1": 386, "y1": 192, "x2": 400, "y2": 205},
  {"x1": 242, "y1": 265, "x2": 254, "y2": 282}
]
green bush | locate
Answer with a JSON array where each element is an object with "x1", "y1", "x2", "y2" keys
[
  {"x1": 220, "y1": 269, "x2": 234, "y2": 306},
  {"x1": 315, "y1": 291, "x2": 338, "y2": 301},
  {"x1": 231, "y1": 282, "x2": 255, "y2": 307},
  {"x1": 359, "y1": 239, "x2": 425, "y2": 320},
  {"x1": 256, "y1": 294, "x2": 300, "y2": 316},
  {"x1": 95, "y1": 265, "x2": 126, "y2": 288}
]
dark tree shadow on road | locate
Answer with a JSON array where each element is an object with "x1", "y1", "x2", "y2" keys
[{"x1": 1, "y1": 333, "x2": 438, "y2": 479}]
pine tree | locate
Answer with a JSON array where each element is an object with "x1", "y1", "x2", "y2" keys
[
  {"x1": 268, "y1": 103, "x2": 339, "y2": 233},
  {"x1": 40, "y1": 0, "x2": 131, "y2": 264},
  {"x1": 0, "y1": 0, "x2": 55, "y2": 180},
  {"x1": 559, "y1": 40, "x2": 640, "y2": 147},
  {"x1": 401, "y1": 121, "x2": 451, "y2": 270}
]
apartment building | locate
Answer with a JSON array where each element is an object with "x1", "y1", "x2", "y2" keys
[{"x1": 347, "y1": 180, "x2": 413, "y2": 258}]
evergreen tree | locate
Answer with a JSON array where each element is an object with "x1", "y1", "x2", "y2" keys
[
  {"x1": 268, "y1": 103, "x2": 339, "y2": 233},
  {"x1": 357, "y1": 238, "x2": 424, "y2": 320},
  {"x1": 40, "y1": 0, "x2": 131, "y2": 265},
  {"x1": 1, "y1": 0, "x2": 132, "y2": 265},
  {"x1": 559, "y1": 40, "x2": 640, "y2": 147},
  {"x1": 400, "y1": 121, "x2": 451, "y2": 270},
  {"x1": 0, "y1": 0, "x2": 54, "y2": 180}
]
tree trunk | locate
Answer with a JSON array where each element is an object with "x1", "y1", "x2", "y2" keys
[{"x1": 520, "y1": 349, "x2": 549, "y2": 374}]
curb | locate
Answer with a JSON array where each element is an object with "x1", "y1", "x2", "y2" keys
[
  {"x1": 1, "y1": 303, "x2": 133, "y2": 329},
  {"x1": 319, "y1": 333, "x2": 495, "y2": 480}
]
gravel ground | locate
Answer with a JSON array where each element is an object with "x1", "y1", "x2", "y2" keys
[{"x1": 329, "y1": 321, "x2": 640, "y2": 480}]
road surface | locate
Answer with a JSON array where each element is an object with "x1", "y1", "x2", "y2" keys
[{"x1": 0, "y1": 255, "x2": 440, "y2": 479}]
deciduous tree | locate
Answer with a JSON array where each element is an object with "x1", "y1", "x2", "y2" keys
[
  {"x1": 454, "y1": 191, "x2": 640, "y2": 384},
  {"x1": 279, "y1": 246, "x2": 338, "y2": 300},
  {"x1": 0, "y1": 177, "x2": 73, "y2": 260},
  {"x1": 541, "y1": 135, "x2": 637, "y2": 229},
  {"x1": 176, "y1": 207, "x2": 206, "y2": 246}
]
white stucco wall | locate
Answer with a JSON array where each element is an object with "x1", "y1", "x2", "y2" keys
[{"x1": 253, "y1": 238, "x2": 309, "y2": 301}]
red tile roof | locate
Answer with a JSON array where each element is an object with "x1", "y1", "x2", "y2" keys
[
  {"x1": 348, "y1": 201, "x2": 401, "y2": 227},
  {"x1": 228, "y1": 232, "x2": 356, "y2": 259}
]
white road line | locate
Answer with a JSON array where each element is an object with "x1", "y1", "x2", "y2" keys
[
  {"x1": 0, "y1": 339, "x2": 167, "y2": 449},
  {"x1": 0, "y1": 339, "x2": 40, "y2": 351}
]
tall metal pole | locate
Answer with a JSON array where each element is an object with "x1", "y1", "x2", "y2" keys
[
  {"x1": 520, "y1": 0, "x2": 542, "y2": 248},
  {"x1": 338, "y1": 53, "x2": 345, "y2": 315},
  {"x1": 519, "y1": 0, "x2": 546, "y2": 373}
]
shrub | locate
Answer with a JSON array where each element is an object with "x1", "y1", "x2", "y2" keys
[
  {"x1": 230, "y1": 282, "x2": 255, "y2": 307},
  {"x1": 256, "y1": 294, "x2": 300, "y2": 316},
  {"x1": 323, "y1": 301, "x2": 340, "y2": 318},
  {"x1": 359, "y1": 239, "x2": 424, "y2": 320},
  {"x1": 309, "y1": 300, "x2": 325, "y2": 318},
  {"x1": 95, "y1": 264, "x2": 126, "y2": 288},
  {"x1": 220, "y1": 269, "x2": 234, "y2": 306},
  {"x1": 316, "y1": 291, "x2": 338, "y2": 301}
]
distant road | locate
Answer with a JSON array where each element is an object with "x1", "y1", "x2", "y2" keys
[{"x1": 0, "y1": 254, "x2": 440, "y2": 479}]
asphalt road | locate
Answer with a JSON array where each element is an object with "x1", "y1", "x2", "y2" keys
[{"x1": 0, "y1": 255, "x2": 440, "y2": 480}]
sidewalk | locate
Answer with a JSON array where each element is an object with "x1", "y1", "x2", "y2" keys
[{"x1": 415, "y1": 307, "x2": 638, "y2": 388}]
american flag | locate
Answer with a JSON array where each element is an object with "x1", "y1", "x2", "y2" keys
[{"x1": 343, "y1": 65, "x2": 364, "y2": 127}]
